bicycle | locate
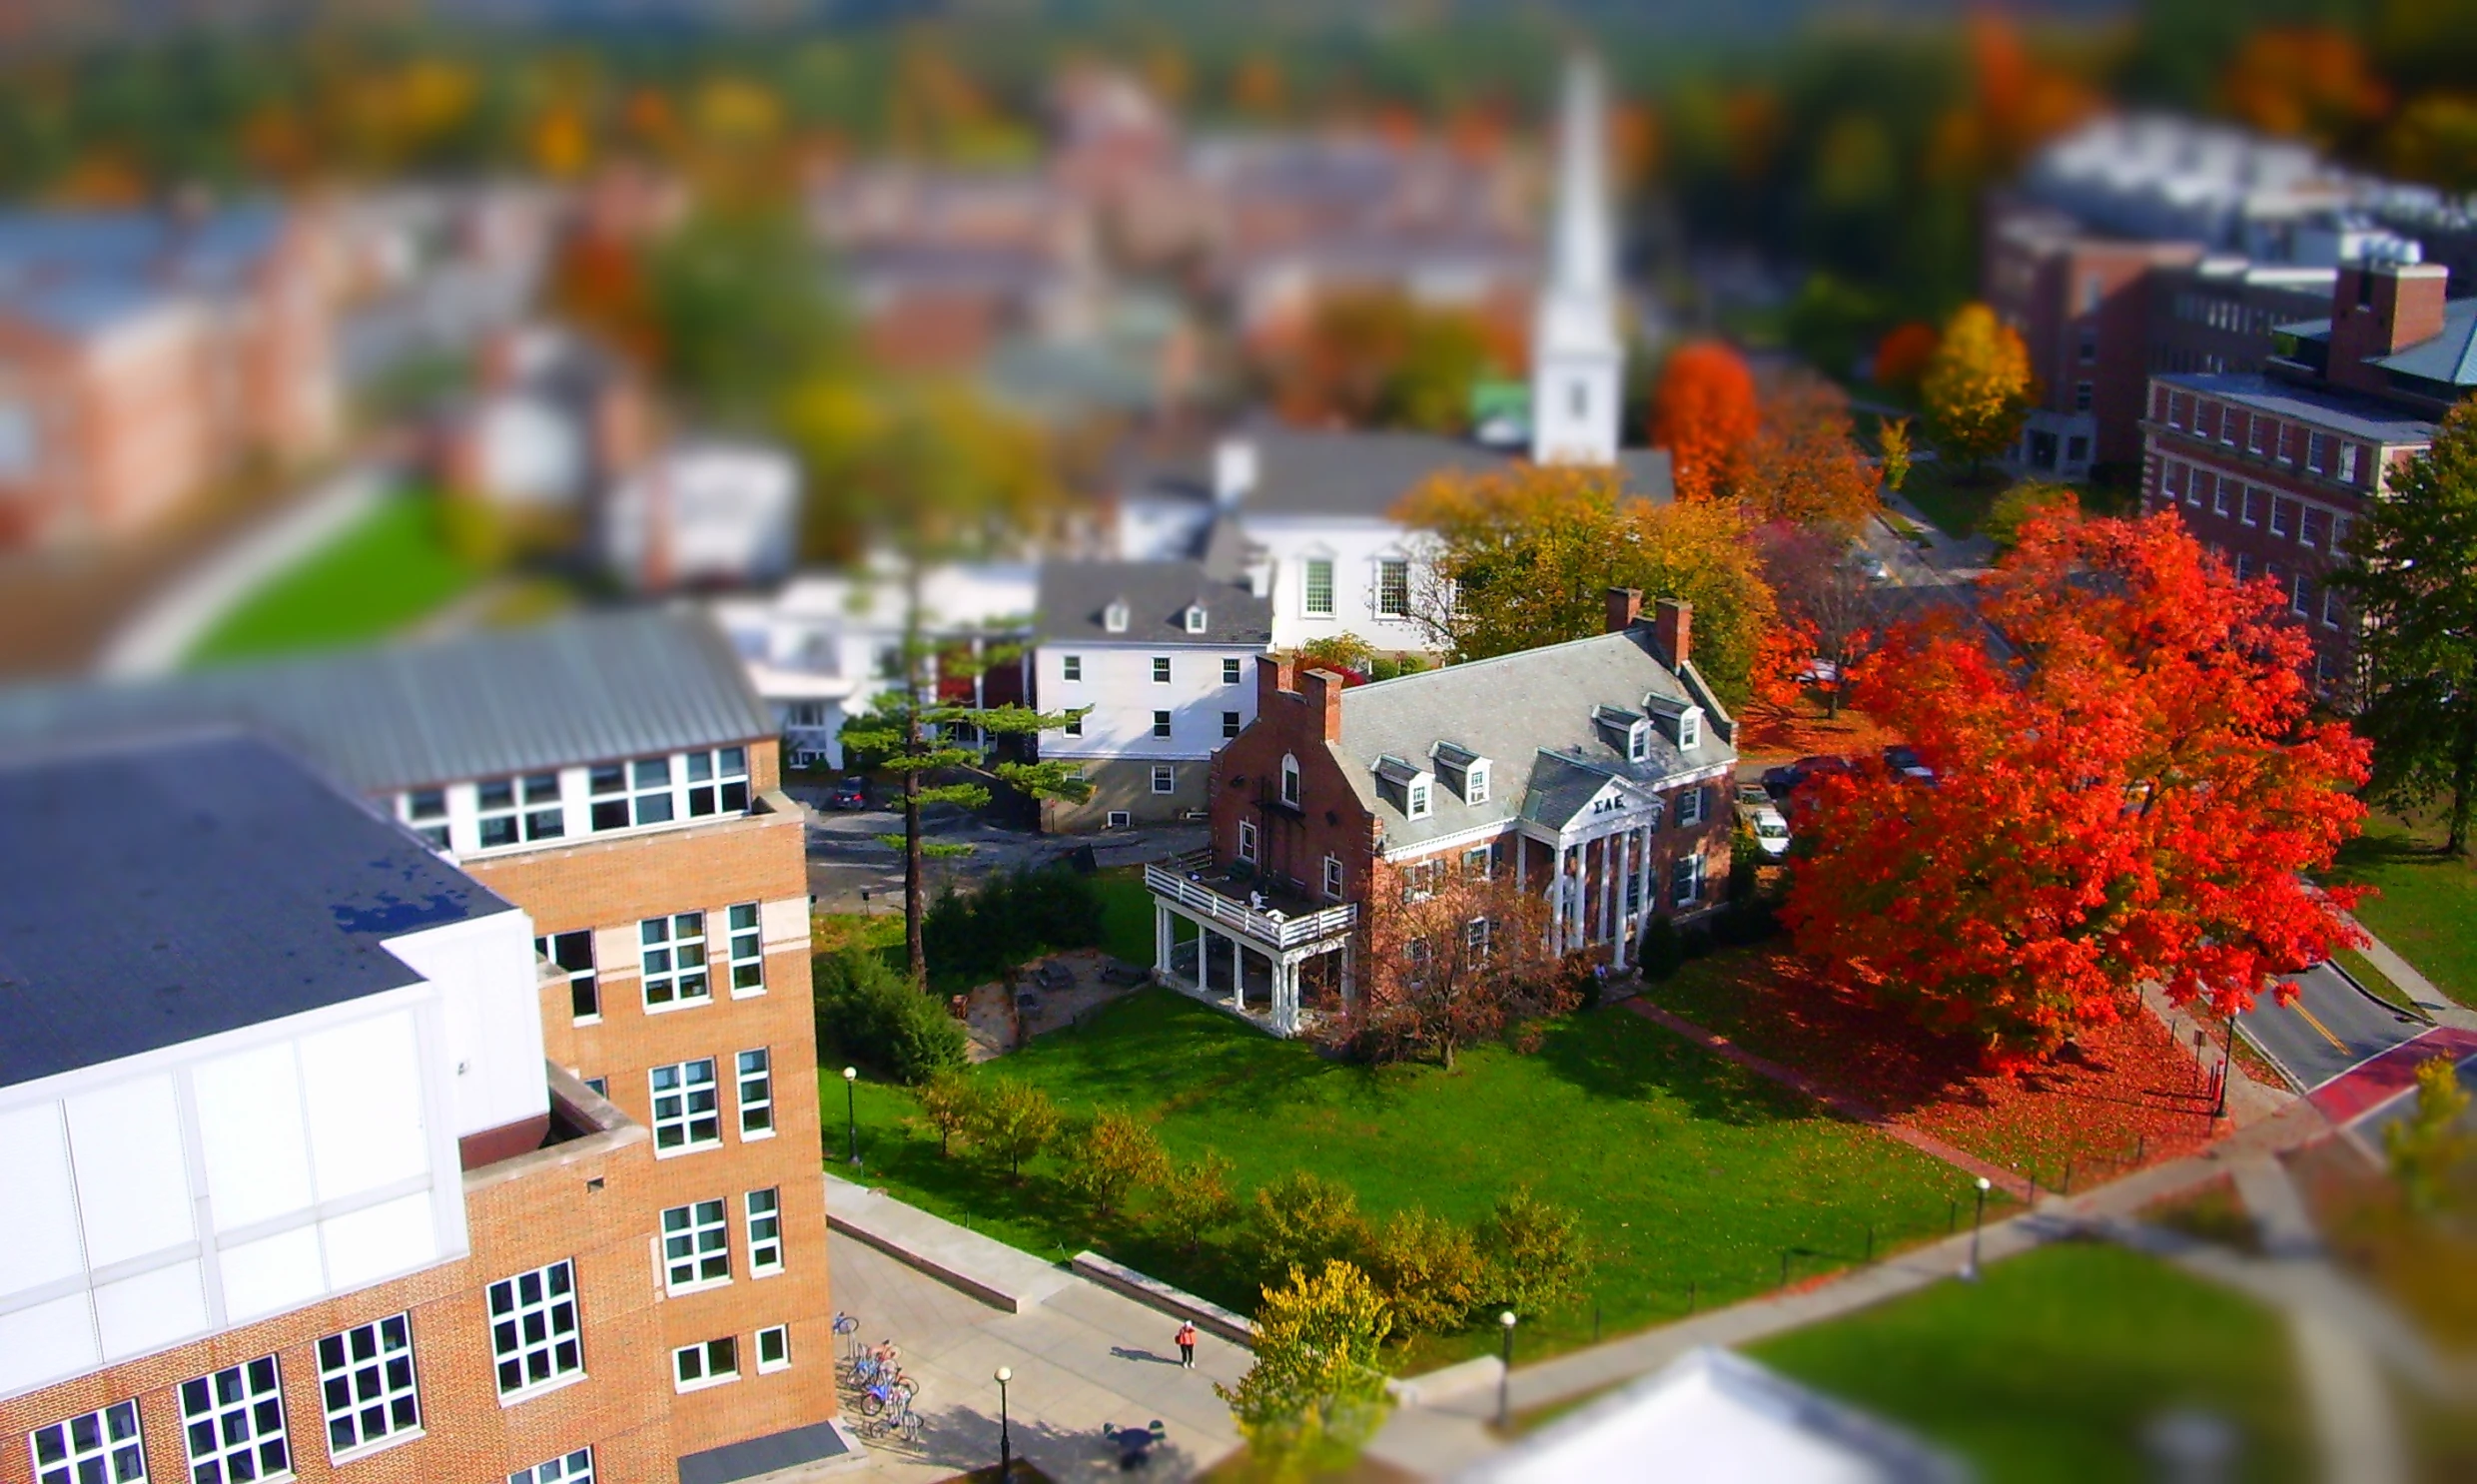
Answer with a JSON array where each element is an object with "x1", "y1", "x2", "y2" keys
[
  {"x1": 831, "y1": 1313, "x2": 862, "y2": 1377},
  {"x1": 860, "y1": 1370, "x2": 916, "y2": 1418}
]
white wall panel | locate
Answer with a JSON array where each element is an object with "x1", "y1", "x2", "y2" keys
[
  {"x1": 63, "y1": 1077, "x2": 194, "y2": 1270},
  {"x1": 92, "y1": 1260, "x2": 210, "y2": 1362},
  {"x1": 321, "y1": 1191, "x2": 437, "y2": 1292},
  {"x1": 219, "y1": 1226, "x2": 327, "y2": 1323},
  {"x1": 0, "y1": 1104, "x2": 86, "y2": 1299},
  {"x1": 192, "y1": 1043, "x2": 316, "y2": 1232},
  {"x1": 0, "y1": 1294, "x2": 98, "y2": 1397},
  {"x1": 384, "y1": 910, "x2": 548, "y2": 1140},
  {"x1": 300, "y1": 1012, "x2": 428, "y2": 1201}
]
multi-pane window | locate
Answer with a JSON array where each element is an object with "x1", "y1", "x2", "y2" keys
[
  {"x1": 2073, "y1": 380, "x2": 2092, "y2": 412},
  {"x1": 1280, "y1": 755, "x2": 1300, "y2": 807},
  {"x1": 1151, "y1": 765, "x2": 1175, "y2": 794},
  {"x1": 684, "y1": 748, "x2": 750, "y2": 817},
  {"x1": 540, "y1": 931, "x2": 598, "y2": 1023},
  {"x1": 1223, "y1": 657, "x2": 1242, "y2": 685},
  {"x1": 510, "y1": 1448, "x2": 595, "y2": 1484},
  {"x1": 662, "y1": 1200, "x2": 732, "y2": 1292},
  {"x1": 2309, "y1": 431, "x2": 2334, "y2": 473},
  {"x1": 2188, "y1": 469, "x2": 2211, "y2": 509},
  {"x1": 2163, "y1": 461, "x2": 2187, "y2": 501},
  {"x1": 2322, "y1": 587, "x2": 2345, "y2": 628},
  {"x1": 2271, "y1": 498, "x2": 2298, "y2": 538},
  {"x1": 1237, "y1": 820, "x2": 1257, "y2": 863},
  {"x1": 1466, "y1": 918, "x2": 1493, "y2": 959},
  {"x1": 1323, "y1": 856, "x2": 1344, "y2": 899},
  {"x1": 737, "y1": 1050, "x2": 774, "y2": 1136},
  {"x1": 30, "y1": 1401, "x2": 145, "y2": 1484},
  {"x1": 317, "y1": 1314, "x2": 420, "y2": 1458},
  {"x1": 479, "y1": 773, "x2": 565, "y2": 848},
  {"x1": 2242, "y1": 487, "x2": 2267, "y2": 526},
  {"x1": 591, "y1": 757, "x2": 673, "y2": 830},
  {"x1": 2249, "y1": 416, "x2": 2271, "y2": 454},
  {"x1": 1671, "y1": 854, "x2": 1703, "y2": 906},
  {"x1": 651, "y1": 1060, "x2": 722, "y2": 1153},
  {"x1": 2300, "y1": 507, "x2": 2330, "y2": 549},
  {"x1": 1062, "y1": 654, "x2": 1082, "y2": 681},
  {"x1": 1223, "y1": 710, "x2": 1241, "y2": 740},
  {"x1": 1153, "y1": 710, "x2": 1173, "y2": 738},
  {"x1": 2337, "y1": 442, "x2": 2361, "y2": 484},
  {"x1": 673, "y1": 1339, "x2": 739, "y2": 1393},
  {"x1": 1152, "y1": 656, "x2": 1172, "y2": 683},
  {"x1": 1406, "y1": 780, "x2": 1430, "y2": 819},
  {"x1": 180, "y1": 1356, "x2": 290, "y2": 1484},
  {"x1": 641, "y1": 913, "x2": 709, "y2": 1009},
  {"x1": 757, "y1": 1326, "x2": 792, "y2": 1373},
  {"x1": 1467, "y1": 765, "x2": 1488, "y2": 805},
  {"x1": 1064, "y1": 710, "x2": 1083, "y2": 737},
  {"x1": 746, "y1": 1188, "x2": 784, "y2": 1275},
  {"x1": 725, "y1": 904, "x2": 764, "y2": 995},
  {"x1": 1678, "y1": 786, "x2": 1706, "y2": 828},
  {"x1": 1376, "y1": 559, "x2": 1410, "y2": 617},
  {"x1": 488, "y1": 1260, "x2": 582, "y2": 1398},
  {"x1": 2291, "y1": 573, "x2": 2312, "y2": 616},
  {"x1": 1463, "y1": 845, "x2": 1492, "y2": 879},
  {"x1": 403, "y1": 789, "x2": 448, "y2": 850},
  {"x1": 2211, "y1": 479, "x2": 2233, "y2": 517},
  {"x1": 1303, "y1": 559, "x2": 1335, "y2": 616}
]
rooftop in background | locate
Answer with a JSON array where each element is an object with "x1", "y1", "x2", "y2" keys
[
  {"x1": 1132, "y1": 426, "x2": 1674, "y2": 522},
  {"x1": 0, "y1": 203, "x2": 293, "y2": 335},
  {"x1": 1037, "y1": 558, "x2": 1272, "y2": 646},
  {"x1": 2152, "y1": 371, "x2": 2440, "y2": 444},
  {"x1": 0, "y1": 731, "x2": 503, "y2": 1089},
  {"x1": 0, "y1": 609, "x2": 771, "y2": 794}
]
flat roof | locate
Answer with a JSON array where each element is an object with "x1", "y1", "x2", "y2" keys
[
  {"x1": 2153, "y1": 371, "x2": 2436, "y2": 443},
  {"x1": 0, "y1": 732, "x2": 505, "y2": 1088}
]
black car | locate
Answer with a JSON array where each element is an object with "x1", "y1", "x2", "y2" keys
[
  {"x1": 828, "y1": 777, "x2": 870, "y2": 810},
  {"x1": 1884, "y1": 745, "x2": 1936, "y2": 782}
]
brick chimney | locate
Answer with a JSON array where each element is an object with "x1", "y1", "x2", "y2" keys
[
  {"x1": 1653, "y1": 598, "x2": 1692, "y2": 671},
  {"x1": 1300, "y1": 667, "x2": 1346, "y2": 742},
  {"x1": 1257, "y1": 653, "x2": 1296, "y2": 713},
  {"x1": 1604, "y1": 586, "x2": 1642, "y2": 634},
  {"x1": 2328, "y1": 260, "x2": 2449, "y2": 394}
]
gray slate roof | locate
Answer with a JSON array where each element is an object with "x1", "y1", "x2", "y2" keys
[
  {"x1": 0, "y1": 609, "x2": 771, "y2": 795},
  {"x1": 1138, "y1": 426, "x2": 1675, "y2": 522},
  {"x1": 2154, "y1": 371, "x2": 2437, "y2": 443},
  {"x1": 2372, "y1": 298, "x2": 2477, "y2": 387},
  {"x1": 1331, "y1": 625, "x2": 1734, "y2": 852},
  {"x1": 0, "y1": 732, "x2": 504, "y2": 1088},
  {"x1": 1037, "y1": 559, "x2": 1273, "y2": 646}
]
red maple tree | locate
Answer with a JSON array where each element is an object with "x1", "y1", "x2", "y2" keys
[
  {"x1": 1780, "y1": 508, "x2": 2371, "y2": 1062},
  {"x1": 1649, "y1": 341, "x2": 1760, "y2": 504}
]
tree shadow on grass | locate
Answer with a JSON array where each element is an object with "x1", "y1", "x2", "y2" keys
[{"x1": 1527, "y1": 1006, "x2": 1815, "y2": 1127}]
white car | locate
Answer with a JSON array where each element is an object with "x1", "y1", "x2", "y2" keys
[{"x1": 1741, "y1": 799, "x2": 1792, "y2": 858}]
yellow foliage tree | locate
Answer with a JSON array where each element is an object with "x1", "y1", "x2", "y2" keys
[
  {"x1": 1218, "y1": 1260, "x2": 1394, "y2": 1480},
  {"x1": 1921, "y1": 302, "x2": 2037, "y2": 477}
]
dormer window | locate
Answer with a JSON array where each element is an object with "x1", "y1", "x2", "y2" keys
[
  {"x1": 1466, "y1": 763, "x2": 1489, "y2": 805},
  {"x1": 1105, "y1": 600, "x2": 1129, "y2": 633},
  {"x1": 1679, "y1": 710, "x2": 1702, "y2": 750},
  {"x1": 1431, "y1": 741, "x2": 1491, "y2": 806},
  {"x1": 1628, "y1": 720, "x2": 1651, "y2": 762},
  {"x1": 1184, "y1": 605, "x2": 1208, "y2": 634},
  {"x1": 1407, "y1": 780, "x2": 1431, "y2": 819},
  {"x1": 1375, "y1": 754, "x2": 1433, "y2": 821}
]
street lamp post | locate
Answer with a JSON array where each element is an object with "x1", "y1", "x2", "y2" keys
[
  {"x1": 995, "y1": 1366, "x2": 1013, "y2": 1482},
  {"x1": 1963, "y1": 1175, "x2": 1992, "y2": 1281},
  {"x1": 2213, "y1": 1019, "x2": 2233, "y2": 1120},
  {"x1": 1497, "y1": 1311, "x2": 1517, "y2": 1430},
  {"x1": 842, "y1": 1066, "x2": 860, "y2": 1165}
]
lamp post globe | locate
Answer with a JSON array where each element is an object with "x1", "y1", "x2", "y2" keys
[
  {"x1": 842, "y1": 1066, "x2": 860, "y2": 1166},
  {"x1": 995, "y1": 1366, "x2": 1013, "y2": 1481},
  {"x1": 1964, "y1": 1175, "x2": 1993, "y2": 1281}
]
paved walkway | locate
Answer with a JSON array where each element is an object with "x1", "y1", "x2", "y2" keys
[{"x1": 821, "y1": 1177, "x2": 1245, "y2": 1482}]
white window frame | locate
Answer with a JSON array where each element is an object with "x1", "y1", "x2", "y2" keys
[
  {"x1": 1107, "y1": 810, "x2": 1132, "y2": 829},
  {"x1": 1627, "y1": 721, "x2": 1650, "y2": 762},
  {"x1": 402, "y1": 787, "x2": 449, "y2": 850},
  {"x1": 662, "y1": 1199, "x2": 733, "y2": 1293},
  {"x1": 1463, "y1": 845, "x2": 1492, "y2": 880},
  {"x1": 489, "y1": 1259, "x2": 583, "y2": 1401},
  {"x1": 757, "y1": 1325, "x2": 792, "y2": 1374},
  {"x1": 683, "y1": 747, "x2": 751, "y2": 818},
  {"x1": 1238, "y1": 820, "x2": 1258, "y2": 864},
  {"x1": 1303, "y1": 558, "x2": 1335, "y2": 617},
  {"x1": 180, "y1": 1357, "x2": 290, "y2": 1483},
  {"x1": 1466, "y1": 764, "x2": 1489, "y2": 805},
  {"x1": 1280, "y1": 754, "x2": 1301, "y2": 807},
  {"x1": 1406, "y1": 780, "x2": 1430, "y2": 819},
  {"x1": 1679, "y1": 711, "x2": 1702, "y2": 750},
  {"x1": 737, "y1": 1049, "x2": 774, "y2": 1137},
  {"x1": 1223, "y1": 657, "x2": 1242, "y2": 685},
  {"x1": 1466, "y1": 917, "x2": 1493, "y2": 959},
  {"x1": 1323, "y1": 855, "x2": 1344, "y2": 899},
  {"x1": 1062, "y1": 654, "x2": 1082, "y2": 681},
  {"x1": 1679, "y1": 786, "x2": 1706, "y2": 828},
  {"x1": 30, "y1": 1400, "x2": 145, "y2": 1484},
  {"x1": 651, "y1": 1059, "x2": 722, "y2": 1155},
  {"x1": 541, "y1": 930, "x2": 598, "y2": 1024},
  {"x1": 2322, "y1": 587, "x2": 2344, "y2": 629},
  {"x1": 1375, "y1": 558, "x2": 1410, "y2": 618},
  {"x1": 510, "y1": 1447, "x2": 596, "y2": 1484},
  {"x1": 1672, "y1": 853, "x2": 1704, "y2": 907},
  {"x1": 1151, "y1": 765, "x2": 1176, "y2": 795},
  {"x1": 673, "y1": 1338, "x2": 740, "y2": 1394},
  {"x1": 591, "y1": 756, "x2": 676, "y2": 831},
  {"x1": 746, "y1": 1188, "x2": 784, "y2": 1276},
  {"x1": 1185, "y1": 605, "x2": 1208, "y2": 634},
  {"x1": 640, "y1": 912, "x2": 710, "y2": 1011},
  {"x1": 1065, "y1": 710, "x2": 1084, "y2": 737},
  {"x1": 1152, "y1": 655, "x2": 1172, "y2": 683},
  {"x1": 318, "y1": 1313, "x2": 422, "y2": 1462},
  {"x1": 2291, "y1": 572, "x2": 2312, "y2": 616},
  {"x1": 725, "y1": 903, "x2": 764, "y2": 996},
  {"x1": 477, "y1": 772, "x2": 566, "y2": 849}
]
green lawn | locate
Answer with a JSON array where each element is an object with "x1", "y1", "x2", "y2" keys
[
  {"x1": 188, "y1": 492, "x2": 482, "y2": 665},
  {"x1": 1751, "y1": 1242, "x2": 2311, "y2": 1484},
  {"x1": 1895, "y1": 458, "x2": 2007, "y2": 538},
  {"x1": 1094, "y1": 868, "x2": 1157, "y2": 966},
  {"x1": 2328, "y1": 815, "x2": 2477, "y2": 1011},
  {"x1": 834, "y1": 989, "x2": 1985, "y2": 1369}
]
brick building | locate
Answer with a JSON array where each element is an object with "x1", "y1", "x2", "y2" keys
[
  {"x1": 1143, "y1": 592, "x2": 1735, "y2": 1035},
  {"x1": 0, "y1": 613, "x2": 838, "y2": 1484},
  {"x1": 2139, "y1": 258, "x2": 2477, "y2": 687}
]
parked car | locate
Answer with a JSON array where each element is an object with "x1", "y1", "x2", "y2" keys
[
  {"x1": 1883, "y1": 745, "x2": 1936, "y2": 783},
  {"x1": 1856, "y1": 550, "x2": 1892, "y2": 584},
  {"x1": 1762, "y1": 754, "x2": 1856, "y2": 802},
  {"x1": 1740, "y1": 798, "x2": 1793, "y2": 858},
  {"x1": 828, "y1": 776, "x2": 870, "y2": 810}
]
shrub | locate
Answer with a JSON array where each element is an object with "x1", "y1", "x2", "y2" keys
[
  {"x1": 924, "y1": 866, "x2": 1105, "y2": 985},
  {"x1": 1219, "y1": 1259, "x2": 1394, "y2": 1477},
  {"x1": 1984, "y1": 480, "x2": 2078, "y2": 553},
  {"x1": 1364, "y1": 1207, "x2": 1485, "y2": 1338},
  {"x1": 1251, "y1": 1170, "x2": 1370, "y2": 1284},
  {"x1": 1478, "y1": 1188, "x2": 1591, "y2": 1315},
  {"x1": 969, "y1": 1079, "x2": 1062, "y2": 1182},
  {"x1": 915, "y1": 1071, "x2": 982, "y2": 1155},
  {"x1": 1637, "y1": 917, "x2": 1685, "y2": 981},
  {"x1": 1156, "y1": 1149, "x2": 1240, "y2": 1252},
  {"x1": 1061, "y1": 1108, "x2": 1170, "y2": 1218},
  {"x1": 1680, "y1": 921, "x2": 1715, "y2": 960},
  {"x1": 1712, "y1": 896, "x2": 1779, "y2": 947},
  {"x1": 814, "y1": 948, "x2": 969, "y2": 1085}
]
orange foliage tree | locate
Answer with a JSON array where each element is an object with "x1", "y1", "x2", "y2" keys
[
  {"x1": 1649, "y1": 341, "x2": 1761, "y2": 504},
  {"x1": 1738, "y1": 374, "x2": 1882, "y2": 532},
  {"x1": 1873, "y1": 322, "x2": 1940, "y2": 393},
  {"x1": 1780, "y1": 508, "x2": 2370, "y2": 1062},
  {"x1": 1354, "y1": 857, "x2": 1568, "y2": 1071},
  {"x1": 2218, "y1": 27, "x2": 2393, "y2": 145}
]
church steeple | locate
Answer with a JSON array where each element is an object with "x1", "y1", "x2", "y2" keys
[{"x1": 1530, "y1": 53, "x2": 1623, "y2": 466}]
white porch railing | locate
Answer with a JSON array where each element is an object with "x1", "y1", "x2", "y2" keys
[{"x1": 1144, "y1": 855, "x2": 1356, "y2": 951}]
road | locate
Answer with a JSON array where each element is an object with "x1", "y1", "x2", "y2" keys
[
  {"x1": 794, "y1": 787, "x2": 1203, "y2": 913},
  {"x1": 2236, "y1": 960, "x2": 2430, "y2": 1092}
]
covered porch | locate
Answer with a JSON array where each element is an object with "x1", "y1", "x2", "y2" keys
[{"x1": 1144, "y1": 851, "x2": 1358, "y2": 1037}]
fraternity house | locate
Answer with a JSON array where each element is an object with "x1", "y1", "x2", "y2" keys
[
  {"x1": 0, "y1": 613, "x2": 838, "y2": 1484},
  {"x1": 1145, "y1": 591, "x2": 1735, "y2": 1036}
]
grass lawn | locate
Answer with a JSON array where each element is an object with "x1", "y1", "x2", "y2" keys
[
  {"x1": 1750, "y1": 1242, "x2": 2311, "y2": 1484},
  {"x1": 2327, "y1": 814, "x2": 2477, "y2": 1011},
  {"x1": 834, "y1": 989, "x2": 1986, "y2": 1370},
  {"x1": 1895, "y1": 459, "x2": 2008, "y2": 538},
  {"x1": 1093, "y1": 867, "x2": 1157, "y2": 967},
  {"x1": 189, "y1": 492, "x2": 481, "y2": 664}
]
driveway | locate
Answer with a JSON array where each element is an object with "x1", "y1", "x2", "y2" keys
[
  {"x1": 2236, "y1": 961, "x2": 2430, "y2": 1093},
  {"x1": 795, "y1": 791, "x2": 1204, "y2": 912}
]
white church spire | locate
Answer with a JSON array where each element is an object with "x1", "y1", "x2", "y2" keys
[{"x1": 1530, "y1": 52, "x2": 1623, "y2": 466}]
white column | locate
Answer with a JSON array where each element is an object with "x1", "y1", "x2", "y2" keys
[
  {"x1": 1230, "y1": 934, "x2": 1245, "y2": 1013},
  {"x1": 1561, "y1": 844, "x2": 1580, "y2": 954},
  {"x1": 1612, "y1": 833, "x2": 1632, "y2": 970},
  {"x1": 1637, "y1": 824, "x2": 1656, "y2": 934},
  {"x1": 1516, "y1": 838, "x2": 1528, "y2": 890},
  {"x1": 1599, "y1": 834, "x2": 1618, "y2": 948},
  {"x1": 1156, "y1": 904, "x2": 1173, "y2": 980}
]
